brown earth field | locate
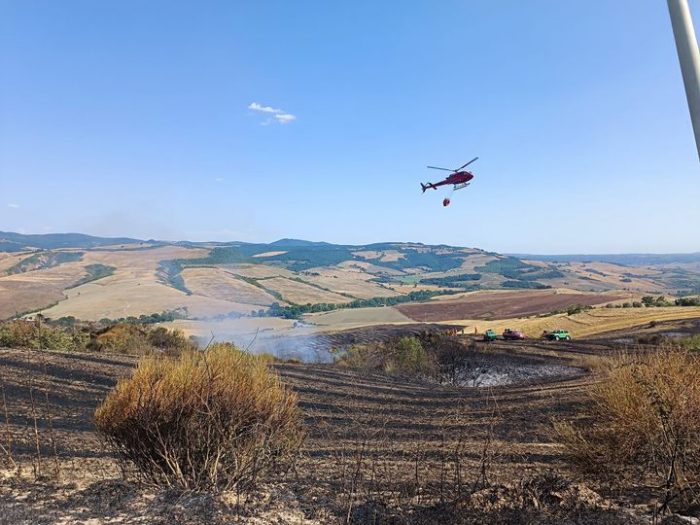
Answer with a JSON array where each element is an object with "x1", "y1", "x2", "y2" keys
[
  {"x1": 0, "y1": 327, "x2": 679, "y2": 524},
  {"x1": 396, "y1": 290, "x2": 626, "y2": 322}
]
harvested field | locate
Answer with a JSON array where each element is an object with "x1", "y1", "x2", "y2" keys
[
  {"x1": 181, "y1": 267, "x2": 283, "y2": 306},
  {"x1": 336, "y1": 260, "x2": 405, "y2": 276},
  {"x1": 546, "y1": 262, "x2": 666, "y2": 293},
  {"x1": 0, "y1": 263, "x2": 89, "y2": 319},
  {"x1": 224, "y1": 263, "x2": 296, "y2": 279},
  {"x1": 588, "y1": 316, "x2": 700, "y2": 342},
  {"x1": 396, "y1": 289, "x2": 625, "y2": 322},
  {"x1": 39, "y1": 275, "x2": 247, "y2": 320},
  {"x1": 35, "y1": 246, "x2": 266, "y2": 320},
  {"x1": 304, "y1": 268, "x2": 399, "y2": 299},
  {"x1": 309, "y1": 306, "x2": 412, "y2": 328},
  {"x1": 456, "y1": 253, "x2": 498, "y2": 272},
  {"x1": 0, "y1": 252, "x2": 28, "y2": 273},
  {"x1": 262, "y1": 277, "x2": 350, "y2": 304},
  {"x1": 441, "y1": 306, "x2": 700, "y2": 339}
]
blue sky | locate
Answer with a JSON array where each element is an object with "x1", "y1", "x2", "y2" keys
[{"x1": 1, "y1": 0, "x2": 699, "y2": 253}]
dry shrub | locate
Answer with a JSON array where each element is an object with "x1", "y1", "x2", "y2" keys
[
  {"x1": 88, "y1": 323, "x2": 193, "y2": 355},
  {"x1": 0, "y1": 319, "x2": 88, "y2": 351},
  {"x1": 95, "y1": 343, "x2": 304, "y2": 492},
  {"x1": 337, "y1": 336, "x2": 435, "y2": 377},
  {"x1": 556, "y1": 348, "x2": 700, "y2": 511},
  {"x1": 384, "y1": 336, "x2": 432, "y2": 375},
  {"x1": 678, "y1": 334, "x2": 700, "y2": 351},
  {"x1": 336, "y1": 343, "x2": 380, "y2": 371}
]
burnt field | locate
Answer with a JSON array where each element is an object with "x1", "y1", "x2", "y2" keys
[
  {"x1": 251, "y1": 323, "x2": 465, "y2": 361},
  {"x1": 395, "y1": 290, "x2": 624, "y2": 322},
  {"x1": 0, "y1": 333, "x2": 640, "y2": 524},
  {"x1": 280, "y1": 340, "x2": 601, "y2": 482}
]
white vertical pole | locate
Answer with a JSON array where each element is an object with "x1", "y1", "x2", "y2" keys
[{"x1": 668, "y1": 0, "x2": 700, "y2": 161}]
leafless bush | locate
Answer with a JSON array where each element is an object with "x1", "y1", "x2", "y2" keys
[
  {"x1": 556, "y1": 347, "x2": 700, "y2": 513},
  {"x1": 95, "y1": 343, "x2": 305, "y2": 492}
]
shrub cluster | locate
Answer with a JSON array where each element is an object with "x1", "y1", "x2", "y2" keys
[
  {"x1": 337, "y1": 336, "x2": 434, "y2": 377},
  {"x1": 0, "y1": 319, "x2": 88, "y2": 352},
  {"x1": 641, "y1": 295, "x2": 672, "y2": 307},
  {"x1": 336, "y1": 334, "x2": 471, "y2": 383},
  {"x1": 556, "y1": 348, "x2": 700, "y2": 512},
  {"x1": 0, "y1": 318, "x2": 194, "y2": 355},
  {"x1": 95, "y1": 343, "x2": 304, "y2": 491},
  {"x1": 677, "y1": 334, "x2": 700, "y2": 351},
  {"x1": 88, "y1": 324, "x2": 193, "y2": 355},
  {"x1": 565, "y1": 303, "x2": 593, "y2": 315}
]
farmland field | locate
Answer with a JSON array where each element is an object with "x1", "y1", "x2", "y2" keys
[
  {"x1": 262, "y1": 276, "x2": 351, "y2": 304},
  {"x1": 181, "y1": 267, "x2": 283, "y2": 306},
  {"x1": 441, "y1": 305, "x2": 700, "y2": 338},
  {"x1": 395, "y1": 289, "x2": 625, "y2": 322},
  {"x1": 307, "y1": 305, "x2": 413, "y2": 328},
  {"x1": 302, "y1": 267, "x2": 400, "y2": 299},
  {"x1": 0, "y1": 236, "x2": 698, "y2": 345},
  {"x1": 0, "y1": 262, "x2": 89, "y2": 318}
]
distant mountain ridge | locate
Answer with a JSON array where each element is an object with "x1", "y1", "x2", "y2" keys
[
  {"x1": 515, "y1": 253, "x2": 700, "y2": 266},
  {"x1": 2, "y1": 231, "x2": 699, "y2": 266},
  {"x1": 269, "y1": 238, "x2": 333, "y2": 248},
  {"x1": 0, "y1": 231, "x2": 145, "y2": 251}
]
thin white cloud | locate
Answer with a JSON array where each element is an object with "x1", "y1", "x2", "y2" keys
[
  {"x1": 248, "y1": 101, "x2": 296, "y2": 125},
  {"x1": 7, "y1": 203, "x2": 19, "y2": 209},
  {"x1": 248, "y1": 102, "x2": 279, "y2": 114},
  {"x1": 274, "y1": 113, "x2": 296, "y2": 124},
  {"x1": 215, "y1": 177, "x2": 225, "y2": 183}
]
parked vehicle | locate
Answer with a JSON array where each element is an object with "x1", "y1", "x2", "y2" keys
[
  {"x1": 502, "y1": 328, "x2": 526, "y2": 340},
  {"x1": 483, "y1": 329, "x2": 497, "y2": 342},
  {"x1": 543, "y1": 329, "x2": 571, "y2": 341}
]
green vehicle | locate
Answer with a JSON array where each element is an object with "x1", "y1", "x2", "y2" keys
[
  {"x1": 544, "y1": 329, "x2": 571, "y2": 341},
  {"x1": 483, "y1": 329, "x2": 498, "y2": 342}
]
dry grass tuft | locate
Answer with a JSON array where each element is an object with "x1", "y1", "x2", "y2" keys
[
  {"x1": 556, "y1": 347, "x2": 700, "y2": 512},
  {"x1": 94, "y1": 343, "x2": 305, "y2": 492}
]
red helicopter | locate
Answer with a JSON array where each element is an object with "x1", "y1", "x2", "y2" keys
[{"x1": 421, "y1": 157, "x2": 478, "y2": 206}]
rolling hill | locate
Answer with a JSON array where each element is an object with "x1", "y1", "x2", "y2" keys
[
  {"x1": 0, "y1": 231, "x2": 147, "y2": 251},
  {"x1": 0, "y1": 232, "x2": 699, "y2": 326}
]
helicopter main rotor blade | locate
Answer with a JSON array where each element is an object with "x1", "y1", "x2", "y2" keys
[
  {"x1": 455, "y1": 157, "x2": 479, "y2": 171},
  {"x1": 427, "y1": 166, "x2": 454, "y2": 172}
]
